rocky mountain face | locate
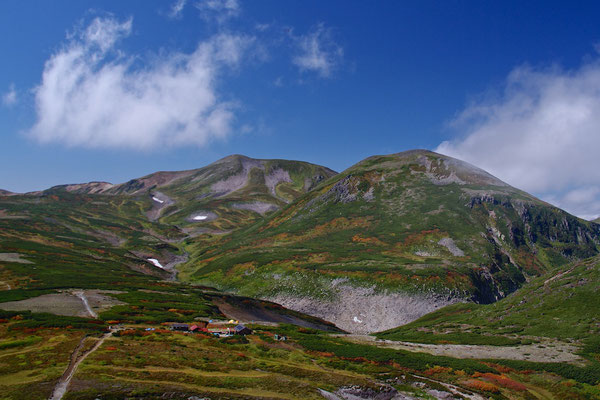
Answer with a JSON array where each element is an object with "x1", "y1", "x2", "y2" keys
[{"x1": 185, "y1": 150, "x2": 600, "y2": 333}]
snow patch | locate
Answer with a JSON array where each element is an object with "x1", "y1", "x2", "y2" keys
[
  {"x1": 186, "y1": 211, "x2": 217, "y2": 222},
  {"x1": 147, "y1": 258, "x2": 165, "y2": 269},
  {"x1": 353, "y1": 316, "x2": 363, "y2": 323},
  {"x1": 152, "y1": 197, "x2": 164, "y2": 204}
]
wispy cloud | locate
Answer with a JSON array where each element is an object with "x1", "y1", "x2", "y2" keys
[
  {"x1": 195, "y1": 0, "x2": 240, "y2": 23},
  {"x1": 28, "y1": 16, "x2": 253, "y2": 150},
  {"x1": 292, "y1": 23, "x2": 343, "y2": 78},
  {"x1": 436, "y1": 58, "x2": 600, "y2": 220},
  {"x1": 169, "y1": 0, "x2": 187, "y2": 19},
  {"x1": 2, "y1": 84, "x2": 17, "y2": 107}
]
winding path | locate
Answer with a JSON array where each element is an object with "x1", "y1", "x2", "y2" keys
[{"x1": 49, "y1": 329, "x2": 113, "y2": 400}]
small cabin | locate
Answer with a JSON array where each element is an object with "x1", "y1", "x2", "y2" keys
[
  {"x1": 189, "y1": 322, "x2": 208, "y2": 332},
  {"x1": 171, "y1": 323, "x2": 189, "y2": 331},
  {"x1": 234, "y1": 324, "x2": 252, "y2": 335}
]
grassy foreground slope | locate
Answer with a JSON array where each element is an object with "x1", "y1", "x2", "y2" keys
[
  {"x1": 183, "y1": 150, "x2": 600, "y2": 332},
  {"x1": 2, "y1": 313, "x2": 600, "y2": 400}
]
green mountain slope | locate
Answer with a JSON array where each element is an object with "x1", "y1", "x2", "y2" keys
[
  {"x1": 0, "y1": 154, "x2": 336, "y2": 290},
  {"x1": 0, "y1": 192, "x2": 339, "y2": 336},
  {"x1": 3, "y1": 153, "x2": 600, "y2": 398},
  {"x1": 182, "y1": 150, "x2": 600, "y2": 333},
  {"x1": 377, "y1": 254, "x2": 600, "y2": 343},
  {"x1": 48, "y1": 155, "x2": 336, "y2": 235}
]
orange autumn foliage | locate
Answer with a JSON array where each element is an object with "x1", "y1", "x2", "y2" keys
[
  {"x1": 464, "y1": 379, "x2": 500, "y2": 393},
  {"x1": 473, "y1": 373, "x2": 527, "y2": 391},
  {"x1": 352, "y1": 234, "x2": 386, "y2": 246},
  {"x1": 424, "y1": 366, "x2": 453, "y2": 376}
]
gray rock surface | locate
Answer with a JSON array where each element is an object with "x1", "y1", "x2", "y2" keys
[{"x1": 271, "y1": 286, "x2": 458, "y2": 333}]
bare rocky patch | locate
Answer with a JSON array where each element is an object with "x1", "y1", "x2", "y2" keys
[
  {"x1": 211, "y1": 157, "x2": 263, "y2": 197},
  {"x1": 0, "y1": 253, "x2": 33, "y2": 264},
  {"x1": 341, "y1": 334, "x2": 584, "y2": 364},
  {"x1": 437, "y1": 238, "x2": 464, "y2": 257},
  {"x1": 265, "y1": 168, "x2": 292, "y2": 197},
  {"x1": 271, "y1": 287, "x2": 459, "y2": 334},
  {"x1": 146, "y1": 191, "x2": 175, "y2": 221},
  {"x1": 232, "y1": 201, "x2": 279, "y2": 215},
  {"x1": 0, "y1": 290, "x2": 124, "y2": 318}
]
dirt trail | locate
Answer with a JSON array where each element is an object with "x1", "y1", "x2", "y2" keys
[
  {"x1": 49, "y1": 329, "x2": 113, "y2": 400},
  {"x1": 73, "y1": 290, "x2": 97, "y2": 318},
  {"x1": 340, "y1": 334, "x2": 583, "y2": 364},
  {"x1": 544, "y1": 266, "x2": 575, "y2": 286},
  {"x1": 411, "y1": 374, "x2": 486, "y2": 400}
]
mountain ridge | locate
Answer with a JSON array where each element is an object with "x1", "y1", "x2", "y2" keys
[
  {"x1": 1, "y1": 150, "x2": 598, "y2": 334},
  {"x1": 182, "y1": 149, "x2": 600, "y2": 332}
]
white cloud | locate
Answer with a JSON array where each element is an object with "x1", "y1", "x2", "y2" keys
[
  {"x1": 195, "y1": 0, "x2": 240, "y2": 23},
  {"x1": 82, "y1": 16, "x2": 132, "y2": 53},
  {"x1": 436, "y1": 59, "x2": 600, "y2": 220},
  {"x1": 169, "y1": 0, "x2": 187, "y2": 18},
  {"x1": 2, "y1": 84, "x2": 17, "y2": 106},
  {"x1": 292, "y1": 23, "x2": 343, "y2": 78},
  {"x1": 28, "y1": 17, "x2": 253, "y2": 150}
]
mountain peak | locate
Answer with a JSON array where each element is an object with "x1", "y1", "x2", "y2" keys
[
  {"x1": 214, "y1": 154, "x2": 254, "y2": 163},
  {"x1": 353, "y1": 149, "x2": 509, "y2": 188}
]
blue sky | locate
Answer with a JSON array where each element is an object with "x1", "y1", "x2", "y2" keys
[{"x1": 2, "y1": 1, "x2": 600, "y2": 219}]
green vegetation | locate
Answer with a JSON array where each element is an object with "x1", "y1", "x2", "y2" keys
[
  {"x1": 184, "y1": 150, "x2": 599, "y2": 305},
  {"x1": 99, "y1": 289, "x2": 220, "y2": 324},
  {"x1": 0, "y1": 309, "x2": 106, "y2": 331},
  {"x1": 0, "y1": 335, "x2": 42, "y2": 350},
  {"x1": 378, "y1": 255, "x2": 600, "y2": 343},
  {"x1": 1, "y1": 151, "x2": 600, "y2": 398}
]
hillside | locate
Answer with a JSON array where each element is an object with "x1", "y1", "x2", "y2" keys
[
  {"x1": 47, "y1": 155, "x2": 336, "y2": 236},
  {"x1": 594, "y1": 217, "x2": 600, "y2": 224},
  {"x1": 377, "y1": 254, "x2": 600, "y2": 344},
  {"x1": 2, "y1": 152, "x2": 600, "y2": 399},
  {"x1": 183, "y1": 150, "x2": 600, "y2": 333},
  {"x1": 0, "y1": 154, "x2": 337, "y2": 299}
]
